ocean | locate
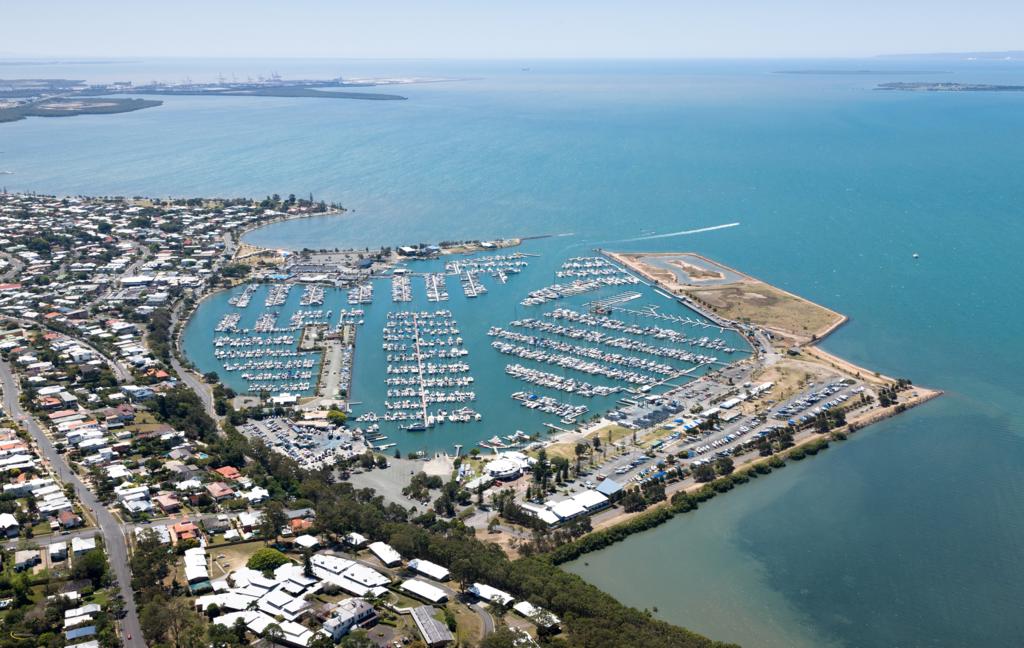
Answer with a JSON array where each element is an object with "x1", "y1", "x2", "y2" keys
[{"x1": 2, "y1": 57, "x2": 1023, "y2": 647}]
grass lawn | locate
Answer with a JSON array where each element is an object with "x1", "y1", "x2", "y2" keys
[
  {"x1": 451, "y1": 602, "x2": 484, "y2": 644},
  {"x1": 212, "y1": 540, "x2": 269, "y2": 572},
  {"x1": 540, "y1": 424, "x2": 635, "y2": 462},
  {"x1": 386, "y1": 590, "x2": 423, "y2": 610},
  {"x1": 31, "y1": 520, "x2": 53, "y2": 537}
]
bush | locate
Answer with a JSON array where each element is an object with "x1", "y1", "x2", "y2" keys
[{"x1": 247, "y1": 547, "x2": 290, "y2": 571}]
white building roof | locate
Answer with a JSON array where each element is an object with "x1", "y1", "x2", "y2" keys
[
  {"x1": 368, "y1": 541, "x2": 402, "y2": 566},
  {"x1": 408, "y1": 558, "x2": 450, "y2": 582},
  {"x1": 401, "y1": 579, "x2": 448, "y2": 603}
]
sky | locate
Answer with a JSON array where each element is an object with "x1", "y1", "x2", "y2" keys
[{"x1": 4, "y1": 0, "x2": 1022, "y2": 60}]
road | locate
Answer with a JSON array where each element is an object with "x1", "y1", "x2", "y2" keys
[
  {"x1": 0, "y1": 315, "x2": 132, "y2": 384},
  {"x1": 0, "y1": 360, "x2": 145, "y2": 647},
  {"x1": 0, "y1": 252, "x2": 24, "y2": 281},
  {"x1": 168, "y1": 301, "x2": 221, "y2": 422}
]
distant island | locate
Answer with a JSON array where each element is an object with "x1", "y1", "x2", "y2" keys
[
  {"x1": 776, "y1": 69, "x2": 947, "y2": 75},
  {"x1": 0, "y1": 74, "x2": 414, "y2": 124},
  {"x1": 877, "y1": 81, "x2": 1024, "y2": 92},
  {"x1": 0, "y1": 96, "x2": 161, "y2": 123}
]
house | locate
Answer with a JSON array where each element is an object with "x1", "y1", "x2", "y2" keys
[
  {"x1": 322, "y1": 597, "x2": 377, "y2": 641},
  {"x1": 71, "y1": 536, "x2": 97, "y2": 556},
  {"x1": 294, "y1": 534, "x2": 319, "y2": 550},
  {"x1": 172, "y1": 520, "x2": 199, "y2": 542},
  {"x1": 214, "y1": 466, "x2": 242, "y2": 481},
  {"x1": 153, "y1": 493, "x2": 181, "y2": 514},
  {"x1": 14, "y1": 549, "x2": 40, "y2": 571},
  {"x1": 206, "y1": 481, "x2": 235, "y2": 501},
  {"x1": 0, "y1": 512, "x2": 19, "y2": 538},
  {"x1": 65, "y1": 625, "x2": 96, "y2": 642},
  {"x1": 237, "y1": 511, "x2": 261, "y2": 533},
  {"x1": 49, "y1": 541, "x2": 68, "y2": 562},
  {"x1": 58, "y1": 510, "x2": 83, "y2": 529},
  {"x1": 513, "y1": 600, "x2": 561, "y2": 632},
  {"x1": 289, "y1": 517, "x2": 313, "y2": 534}
]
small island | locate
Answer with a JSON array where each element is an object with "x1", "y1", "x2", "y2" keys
[{"x1": 877, "y1": 81, "x2": 1024, "y2": 92}]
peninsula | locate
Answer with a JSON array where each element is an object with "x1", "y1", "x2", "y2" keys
[{"x1": 0, "y1": 73, "x2": 416, "y2": 124}]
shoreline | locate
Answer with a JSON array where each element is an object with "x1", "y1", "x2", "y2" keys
[
  {"x1": 510, "y1": 249, "x2": 944, "y2": 561},
  {"x1": 585, "y1": 384, "x2": 942, "y2": 536},
  {"x1": 606, "y1": 250, "x2": 848, "y2": 343}
]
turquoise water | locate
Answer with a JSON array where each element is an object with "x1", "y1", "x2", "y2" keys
[
  {"x1": 3, "y1": 57, "x2": 1024, "y2": 646},
  {"x1": 183, "y1": 237, "x2": 749, "y2": 454}
]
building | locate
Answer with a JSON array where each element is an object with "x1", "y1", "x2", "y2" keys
[
  {"x1": 71, "y1": 536, "x2": 97, "y2": 556},
  {"x1": 408, "y1": 558, "x2": 450, "y2": 582},
  {"x1": 205, "y1": 481, "x2": 235, "y2": 501},
  {"x1": 410, "y1": 605, "x2": 454, "y2": 647},
  {"x1": 468, "y1": 583, "x2": 514, "y2": 606},
  {"x1": 14, "y1": 549, "x2": 40, "y2": 571},
  {"x1": 368, "y1": 541, "x2": 402, "y2": 567},
  {"x1": 0, "y1": 512, "x2": 19, "y2": 538},
  {"x1": 321, "y1": 597, "x2": 376, "y2": 641},
  {"x1": 401, "y1": 579, "x2": 448, "y2": 604}
]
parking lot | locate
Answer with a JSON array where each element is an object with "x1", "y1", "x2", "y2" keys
[{"x1": 537, "y1": 371, "x2": 872, "y2": 498}]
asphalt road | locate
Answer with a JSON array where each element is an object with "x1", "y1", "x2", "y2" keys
[{"x1": 0, "y1": 360, "x2": 145, "y2": 647}]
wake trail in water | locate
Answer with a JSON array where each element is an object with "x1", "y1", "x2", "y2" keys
[{"x1": 615, "y1": 222, "x2": 740, "y2": 243}]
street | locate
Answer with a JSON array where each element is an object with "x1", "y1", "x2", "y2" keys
[{"x1": 0, "y1": 360, "x2": 145, "y2": 648}]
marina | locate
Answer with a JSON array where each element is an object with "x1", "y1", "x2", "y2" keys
[{"x1": 183, "y1": 237, "x2": 751, "y2": 453}]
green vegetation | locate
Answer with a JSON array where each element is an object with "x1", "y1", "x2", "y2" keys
[
  {"x1": 246, "y1": 547, "x2": 290, "y2": 571},
  {"x1": 193, "y1": 415, "x2": 732, "y2": 648},
  {"x1": 0, "y1": 98, "x2": 162, "y2": 124},
  {"x1": 547, "y1": 437, "x2": 836, "y2": 566}
]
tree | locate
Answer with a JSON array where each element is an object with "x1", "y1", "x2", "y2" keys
[
  {"x1": 207, "y1": 622, "x2": 244, "y2": 647},
  {"x1": 247, "y1": 547, "x2": 290, "y2": 571},
  {"x1": 327, "y1": 409, "x2": 347, "y2": 425},
  {"x1": 714, "y1": 456, "x2": 734, "y2": 476},
  {"x1": 575, "y1": 442, "x2": 589, "y2": 473},
  {"x1": 259, "y1": 500, "x2": 287, "y2": 543},
  {"x1": 309, "y1": 635, "x2": 335, "y2": 648},
  {"x1": 533, "y1": 448, "x2": 550, "y2": 490},
  {"x1": 72, "y1": 548, "x2": 109, "y2": 587},
  {"x1": 693, "y1": 463, "x2": 716, "y2": 483},
  {"x1": 481, "y1": 626, "x2": 524, "y2": 648},
  {"x1": 141, "y1": 597, "x2": 206, "y2": 648}
]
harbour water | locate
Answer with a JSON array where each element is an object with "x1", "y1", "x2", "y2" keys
[
  {"x1": 3, "y1": 57, "x2": 1024, "y2": 646},
  {"x1": 183, "y1": 239, "x2": 748, "y2": 455}
]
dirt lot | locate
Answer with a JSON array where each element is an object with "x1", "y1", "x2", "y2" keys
[{"x1": 683, "y1": 282, "x2": 844, "y2": 342}]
